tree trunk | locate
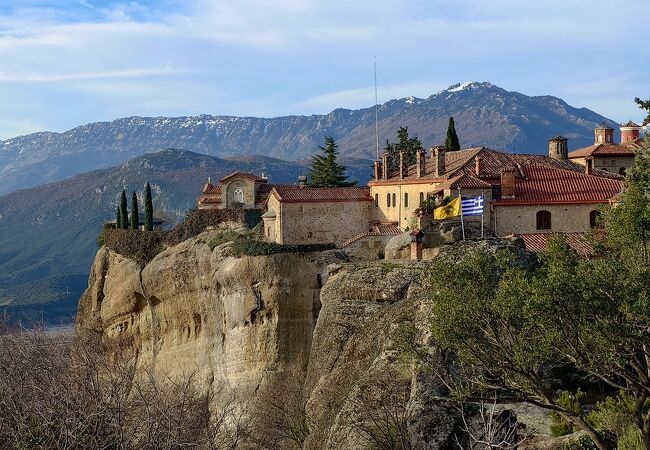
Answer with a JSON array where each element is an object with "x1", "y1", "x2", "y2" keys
[{"x1": 568, "y1": 414, "x2": 610, "y2": 450}]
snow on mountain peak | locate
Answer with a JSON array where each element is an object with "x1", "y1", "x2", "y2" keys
[{"x1": 448, "y1": 81, "x2": 475, "y2": 92}]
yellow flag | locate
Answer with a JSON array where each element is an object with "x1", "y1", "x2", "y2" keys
[{"x1": 433, "y1": 196, "x2": 461, "y2": 220}]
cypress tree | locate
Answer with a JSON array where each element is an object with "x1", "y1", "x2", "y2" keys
[
  {"x1": 119, "y1": 190, "x2": 128, "y2": 229},
  {"x1": 445, "y1": 117, "x2": 461, "y2": 151},
  {"x1": 116, "y1": 207, "x2": 121, "y2": 229},
  {"x1": 308, "y1": 137, "x2": 357, "y2": 187},
  {"x1": 130, "y1": 191, "x2": 139, "y2": 230},
  {"x1": 144, "y1": 182, "x2": 154, "y2": 231}
]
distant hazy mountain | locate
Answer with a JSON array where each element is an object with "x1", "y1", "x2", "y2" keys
[
  {"x1": 0, "y1": 81, "x2": 617, "y2": 196},
  {"x1": 0, "y1": 149, "x2": 371, "y2": 322}
]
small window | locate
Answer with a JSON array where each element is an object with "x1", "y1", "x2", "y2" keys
[
  {"x1": 392, "y1": 193, "x2": 396, "y2": 207},
  {"x1": 619, "y1": 167, "x2": 626, "y2": 176},
  {"x1": 590, "y1": 210, "x2": 601, "y2": 229},
  {"x1": 299, "y1": 204, "x2": 304, "y2": 213},
  {"x1": 419, "y1": 192, "x2": 424, "y2": 205},
  {"x1": 233, "y1": 188, "x2": 244, "y2": 204},
  {"x1": 374, "y1": 193, "x2": 379, "y2": 207},
  {"x1": 536, "y1": 210, "x2": 551, "y2": 230},
  {"x1": 386, "y1": 193, "x2": 390, "y2": 207},
  {"x1": 404, "y1": 192, "x2": 409, "y2": 208}
]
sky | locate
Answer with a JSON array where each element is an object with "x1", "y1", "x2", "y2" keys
[{"x1": 0, "y1": 0, "x2": 648, "y2": 140}]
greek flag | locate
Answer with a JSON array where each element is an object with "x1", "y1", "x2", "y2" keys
[{"x1": 461, "y1": 195, "x2": 484, "y2": 216}]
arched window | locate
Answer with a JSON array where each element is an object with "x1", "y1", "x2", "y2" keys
[
  {"x1": 590, "y1": 210, "x2": 601, "y2": 229},
  {"x1": 419, "y1": 192, "x2": 424, "y2": 205},
  {"x1": 233, "y1": 188, "x2": 244, "y2": 204},
  {"x1": 404, "y1": 192, "x2": 409, "y2": 208},
  {"x1": 374, "y1": 193, "x2": 379, "y2": 207},
  {"x1": 619, "y1": 167, "x2": 627, "y2": 176},
  {"x1": 386, "y1": 193, "x2": 391, "y2": 207},
  {"x1": 536, "y1": 210, "x2": 551, "y2": 230},
  {"x1": 392, "y1": 193, "x2": 396, "y2": 207}
]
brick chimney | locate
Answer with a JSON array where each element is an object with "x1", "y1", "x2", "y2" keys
[
  {"x1": 298, "y1": 175, "x2": 307, "y2": 188},
  {"x1": 416, "y1": 149, "x2": 426, "y2": 178},
  {"x1": 500, "y1": 167, "x2": 516, "y2": 199},
  {"x1": 399, "y1": 151, "x2": 406, "y2": 178},
  {"x1": 475, "y1": 156, "x2": 482, "y2": 176},
  {"x1": 374, "y1": 160, "x2": 382, "y2": 181},
  {"x1": 620, "y1": 121, "x2": 641, "y2": 143},
  {"x1": 433, "y1": 146, "x2": 446, "y2": 177},
  {"x1": 381, "y1": 152, "x2": 390, "y2": 180},
  {"x1": 548, "y1": 136, "x2": 568, "y2": 160},
  {"x1": 585, "y1": 156, "x2": 594, "y2": 175},
  {"x1": 595, "y1": 123, "x2": 614, "y2": 144}
]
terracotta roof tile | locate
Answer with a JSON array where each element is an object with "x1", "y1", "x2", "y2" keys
[
  {"x1": 202, "y1": 183, "x2": 221, "y2": 194},
  {"x1": 493, "y1": 164, "x2": 623, "y2": 205},
  {"x1": 272, "y1": 186, "x2": 372, "y2": 203},
  {"x1": 516, "y1": 232, "x2": 594, "y2": 258},
  {"x1": 568, "y1": 142, "x2": 640, "y2": 158}
]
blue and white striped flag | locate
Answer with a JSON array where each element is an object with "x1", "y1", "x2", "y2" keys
[{"x1": 461, "y1": 195, "x2": 484, "y2": 216}]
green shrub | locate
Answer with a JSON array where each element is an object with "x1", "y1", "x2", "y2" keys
[
  {"x1": 588, "y1": 391, "x2": 646, "y2": 450},
  {"x1": 165, "y1": 209, "x2": 262, "y2": 246},
  {"x1": 232, "y1": 238, "x2": 335, "y2": 257},
  {"x1": 549, "y1": 390, "x2": 586, "y2": 437},
  {"x1": 563, "y1": 435, "x2": 598, "y2": 450},
  {"x1": 103, "y1": 229, "x2": 165, "y2": 265},
  {"x1": 97, "y1": 223, "x2": 116, "y2": 248},
  {"x1": 207, "y1": 229, "x2": 242, "y2": 250}
]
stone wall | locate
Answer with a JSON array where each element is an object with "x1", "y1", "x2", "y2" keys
[
  {"x1": 279, "y1": 200, "x2": 373, "y2": 246},
  {"x1": 493, "y1": 203, "x2": 602, "y2": 236},
  {"x1": 222, "y1": 178, "x2": 255, "y2": 208}
]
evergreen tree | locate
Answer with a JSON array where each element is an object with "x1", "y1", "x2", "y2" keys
[
  {"x1": 119, "y1": 190, "x2": 128, "y2": 229},
  {"x1": 116, "y1": 207, "x2": 121, "y2": 229},
  {"x1": 444, "y1": 117, "x2": 461, "y2": 151},
  {"x1": 383, "y1": 126, "x2": 423, "y2": 174},
  {"x1": 308, "y1": 137, "x2": 357, "y2": 187},
  {"x1": 634, "y1": 97, "x2": 650, "y2": 125},
  {"x1": 144, "y1": 182, "x2": 154, "y2": 231},
  {"x1": 130, "y1": 191, "x2": 139, "y2": 230}
]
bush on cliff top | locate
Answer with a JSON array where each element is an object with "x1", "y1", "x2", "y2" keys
[
  {"x1": 103, "y1": 229, "x2": 165, "y2": 265},
  {"x1": 165, "y1": 209, "x2": 262, "y2": 246},
  {"x1": 233, "y1": 238, "x2": 335, "y2": 257}
]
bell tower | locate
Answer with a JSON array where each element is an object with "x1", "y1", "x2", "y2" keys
[
  {"x1": 548, "y1": 136, "x2": 568, "y2": 160},
  {"x1": 594, "y1": 123, "x2": 614, "y2": 144}
]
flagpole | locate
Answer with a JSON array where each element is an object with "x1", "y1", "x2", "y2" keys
[
  {"x1": 481, "y1": 191, "x2": 485, "y2": 239},
  {"x1": 459, "y1": 188, "x2": 465, "y2": 241}
]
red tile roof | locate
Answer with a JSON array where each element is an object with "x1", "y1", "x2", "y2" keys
[
  {"x1": 271, "y1": 186, "x2": 372, "y2": 203},
  {"x1": 433, "y1": 174, "x2": 492, "y2": 193},
  {"x1": 202, "y1": 183, "x2": 221, "y2": 195},
  {"x1": 493, "y1": 164, "x2": 623, "y2": 205},
  {"x1": 219, "y1": 171, "x2": 268, "y2": 183},
  {"x1": 340, "y1": 222, "x2": 403, "y2": 247},
  {"x1": 568, "y1": 142, "x2": 641, "y2": 158},
  {"x1": 516, "y1": 232, "x2": 594, "y2": 258}
]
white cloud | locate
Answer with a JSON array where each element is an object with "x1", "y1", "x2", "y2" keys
[{"x1": 0, "y1": 66, "x2": 186, "y2": 82}]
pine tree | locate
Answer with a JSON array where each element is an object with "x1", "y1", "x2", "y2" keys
[
  {"x1": 116, "y1": 207, "x2": 121, "y2": 229},
  {"x1": 144, "y1": 182, "x2": 154, "y2": 231},
  {"x1": 383, "y1": 126, "x2": 423, "y2": 173},
  {"x1": 308, "y1": 137, "x2": 357, "y2": 187},
  {"x1": 634, "y1": 97, "x2": 650, "y2": 125},
  {"x1": 119, "y1": 190, "x2": 128, "y2": 229},
  {"x1": 130, "y1": 191, "x2": 139, "y2": 230},
  {"x1": 445, "y1": 117, "x2": 461, "y2": 151}
]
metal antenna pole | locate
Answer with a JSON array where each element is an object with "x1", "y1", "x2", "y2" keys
[{"x1": 374, "y1": 56, "x2": 379, "y2": 160}]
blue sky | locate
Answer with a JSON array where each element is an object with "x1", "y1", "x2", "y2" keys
[{"x1": 0, "y1": 0, "x2": 648, "y2": 139}]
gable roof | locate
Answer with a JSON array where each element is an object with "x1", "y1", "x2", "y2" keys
[
  {"x1": 515, "y1": 232, "x2": 594, "y2": 258},
  {"x1": 493, "y1": 164, "x2": 624, "y2": 205},
  {"x1": 270, "y1": 186, "x2": 372, "y2": 203},
  {"x1": 568, "y1": 141, "x2": 641, "y2": 158},
  {"x1": 219, "y1": 171, "x2": 267, "y2": 183}
]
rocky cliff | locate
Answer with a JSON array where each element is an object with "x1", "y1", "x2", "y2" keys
[{"x1": 77, "y1": 232, "x2": 556, "y2": 449}]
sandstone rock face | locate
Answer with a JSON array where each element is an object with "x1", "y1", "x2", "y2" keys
[
  {"x1": 77, "y1": 230, "x2": 330, "y2": 406},
  {"x1": 77, "y1": 235, "x2": 541, "y2": 449}
]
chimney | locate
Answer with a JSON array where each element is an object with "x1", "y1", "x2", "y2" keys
[
  {"x1": 381, "y1": 152, "x2": 389, "y2": 180},
  {"x1": 500, "y1": 168, "x2": 516, "y2": 199},
  {"x1": 373, "y1": 160, "x2": 382, "y2": 181},
  {"x1": 595, "y1": 123, "x2": 614, "y2": 144},
  {"x1": 475, "y1": 156, "x2": 482, "y2": 176},
  {"x1": 416, "y1": 149, "x2": 426, "y2": 178},
  {"x1": 585, "y1": 156, "x2": 594, "y2": 175},
  {"x1": 548, "y1": 136, "x2": 568, "y2": 160},
  {"x1": 620, "y1": 121, "x2": 641, "y2": 143},
  {"x1": 298, "y1": 175, "x2": 307, "y2": 188},
  {"x1": 399, "y1": 151, "x2": 406, "y2": 178},
  {"x1": 432, "y1": 146, "x2": 446, "y2": 177}
]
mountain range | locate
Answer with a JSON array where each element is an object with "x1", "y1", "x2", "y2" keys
[
  {"x1": 0, "y1": 81, "x2": 618, "y2": 196},
  {"x1": 0, "y1": 149, "x2": 371, "y2": 322}
]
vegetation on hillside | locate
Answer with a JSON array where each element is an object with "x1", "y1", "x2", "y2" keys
[{"x1": 426, "y1": 145, "x2": 650, "y2": 450}]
